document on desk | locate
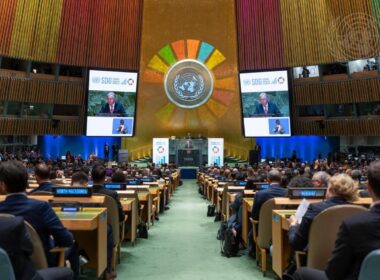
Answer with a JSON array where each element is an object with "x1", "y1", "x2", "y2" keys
[{"x1": 294, "y1": 199, "x2": 310, "y2": 223}]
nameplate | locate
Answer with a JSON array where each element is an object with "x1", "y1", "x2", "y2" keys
[
  {"x1": 53, "y1": 186, "x2": 92, "y2": 197},
  {"x1": 61, "y1": 206, "x2": 81, "y2": 212}
]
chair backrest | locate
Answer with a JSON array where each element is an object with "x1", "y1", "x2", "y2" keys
[
  {"x1": 24, "y1": 221, "x2": 48, "y2": 270},
  {"x1": 358, "y1": 249, "x2": 380, "y2": 280},
  {"x1": 0, "y1": 248, "x2": 15, "y2": 280},
  {"x1": 307, "y1": 204, "x2": 367, "y2": 270},
  {"x1": 0, "y1": 214, "x2": 16, "y2": 219},
  {"x1": 0, "y1": 214, "x2": 17, "y2": 280},
  {"x1": 257, "y1": 198, "x2": 276, "y2": 249},
  {"x1": 95, "y1": 194, "x2": 120, "y2": 246}
]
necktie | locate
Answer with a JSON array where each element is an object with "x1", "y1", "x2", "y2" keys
[
  {"x1": 110, "y1": 106, "x2": 114, "y2": 114},
  {"x1": 264, "y1": 106, "x2": 268, "y2": 115}
]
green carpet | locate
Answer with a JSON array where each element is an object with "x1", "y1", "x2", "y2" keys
[{"x1": 114, "y1": 179, "x2": 270, "y2": 280}]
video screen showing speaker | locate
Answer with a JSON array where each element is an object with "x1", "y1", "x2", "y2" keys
[
  {"x1": 86, "y1": 69, "x2": 138, "y2": 136},
  {"x1": 239, "y1": 70, "x2": 291, "y2": 137}
]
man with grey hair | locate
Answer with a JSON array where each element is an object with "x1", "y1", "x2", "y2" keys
[
  {"x1": 311, "y1": 171, "x2": 331, "y2": 188},
  {"x1": 251, "y1": 169, "x2": 287, "y2": 220},
  {"x1": 98, "y1": 91, "x2": 126, "y2": 115},
  {"x1": 253, "y1": 92, "x2": 281, "y2": 116}
]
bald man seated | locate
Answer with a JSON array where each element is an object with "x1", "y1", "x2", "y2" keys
[{"x1": 29, "y1": 163, "x2": 54, "y2": 194}]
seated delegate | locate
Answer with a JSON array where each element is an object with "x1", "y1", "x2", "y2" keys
[
  {"x1": 288, "y1": 173, "x2": 358, "y2": 252},
  {"x1": 248, "y1": 169, "x2": 287, "y2": 255},
  {"x1": 29, "y1": 163, "x2": 54, "y2": 194},
  {"x1": 70, "y1": 171, "x2": 116, "y2": 280},
  {"x1": 311, "y1": 171, "x2": 331, "y2": 188},
  {"x1": 0, "y1": 161, "x2": 79, "y2": 279},
  {"x1": 251, "y1": 169, "x2": 288, "y2": 220},
  {"x1": 293, "y1": 160, "x2": 380, "y2": 280}
]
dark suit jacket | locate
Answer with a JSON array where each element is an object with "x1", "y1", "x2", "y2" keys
[
  {"x1": 251, "y1": 184, "x2": 287, "y2": 220},
  {"x1": 0, "y1": 194, "x2": 73, "y2": 262},
  {"x1": 0, "y1": 216, "x2": 39, "y2": 280},
  {"x1": 253, "y1": 102, "x2": 281, "y2": 116},
  {"x1": 98, "y1": 102, "x2": 125, "y2": 115},
  {"x1": 29, "y1": 182, "x2": 53, "y2": 194},
  {"x1": 288, "y1": 196, "x2": 348, "y2": 251},
  {"x1": 92, "y1": 185, "x2": 125, "y2": 222},
  {"x1": 325, "y1": 204, "x2": 380, "y2": 280}
]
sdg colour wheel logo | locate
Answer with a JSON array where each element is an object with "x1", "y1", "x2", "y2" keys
[
  {"x1": 143, "y1": 39, "x2": 236, "y2": 126},
  {"x1": 212, "y1": 146, "x2": 219, "y2": 154},
  {"x1": 157, "y1": 146, "x2": 165, "y2": 154}
]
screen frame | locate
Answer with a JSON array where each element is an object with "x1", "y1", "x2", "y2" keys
[
  {"x1": 84, "y1": 67, "x2": 140, "y2": 137},
  {"x1": 238, "y1": 68, "x2": 293, "y2": 138}
]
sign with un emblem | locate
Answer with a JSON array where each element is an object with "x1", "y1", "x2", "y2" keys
[{"x1": 164, "y1": 59, "x2": 214, "y2": 109}]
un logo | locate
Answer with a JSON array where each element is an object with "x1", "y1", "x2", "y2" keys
[{"x1": 164, "y1": 59, "x2": 213, "y2": 109}]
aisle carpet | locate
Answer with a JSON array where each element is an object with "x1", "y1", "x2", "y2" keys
[{"x1": 114, "y1": 180, "x2": 269, "y2": 280}]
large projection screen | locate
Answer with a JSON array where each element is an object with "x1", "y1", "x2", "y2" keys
[
  {"x1": 86, "y1": 69, "x2": 138, "y2": 137},
  {"x1": 239, "y1": 70, "x2": 291, "y2": 137}
]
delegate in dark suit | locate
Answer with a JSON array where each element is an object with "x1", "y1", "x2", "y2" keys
[
  {"x1": 29, "y1": 181, "x2": 53, "y2": 194},
  {"x1": 253, "y1": 102, "x2": 281, "y2": 116},
  {"x1": 30, "y1": 163, "x2": 54, "y2": 194},
  {"x1": 288, "y1": 196, "x2": 348, "y2": 251},
  {"x1": 294, "y1": 204, "x2": 380, "y2": 280},
  {"x1": 251, "y1": 184, "x2": 287, "y2": 220},
  {"x1": 92, "y1": 185, "x2": 125, "y2": 222},
  {"x1": 98, "y1": 102, "x2": 126, "y2": 115},
  {"x1": 293, "y1": 162, "x2": 380, "y2": 280},
  {"x1": 325, "y1": 203, "x2": 380, "y2": 279},
  {"x1": 0, "y1": 194, "x2": 73, "y2": 263}
]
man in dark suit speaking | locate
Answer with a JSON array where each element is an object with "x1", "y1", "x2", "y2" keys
[
  {"x1": 98, "y1": 92, "x2": 126, "y2": 116},
  {"x1": 252, "y1": 92, "x2": 281, "y2": 116}
]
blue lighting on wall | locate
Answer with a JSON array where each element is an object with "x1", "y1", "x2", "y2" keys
[
  {"x1": 39, "y1": 136, "x2": 339, "y2": 163},
  {"x1": 256, "y1": 136, "x2": 339, "y2": 162},
  {"x1": 39, "y1": 136, "x2": 121, "y2": 160}
]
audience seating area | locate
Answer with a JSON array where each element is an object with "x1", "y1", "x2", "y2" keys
[
  {"x1": 0, "y1": 164, "x2": 181, "y2": 279},
  {"x1": 197, "y1": 164, "x2": 379, "y2": 279}
]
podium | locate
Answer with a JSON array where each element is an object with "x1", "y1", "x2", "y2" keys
[
  {"x1": 177, "y1": 149, "x2": 200, "y2": 166},
  {"x1": 169, "y1": 138, "x2": 207, "y2": 166}
]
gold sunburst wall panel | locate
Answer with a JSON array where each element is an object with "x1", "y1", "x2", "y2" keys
[{"x1": 124, "y1": 0, "x2": 253, "y2": 159}]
